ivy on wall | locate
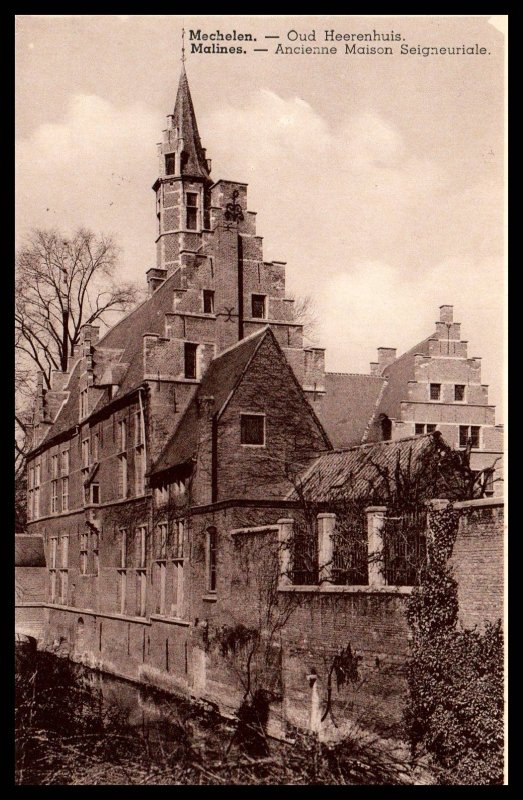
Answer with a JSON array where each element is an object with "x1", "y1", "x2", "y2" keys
[{"x1": 404, "y1": 505, "x2": 504, "y2": 785}]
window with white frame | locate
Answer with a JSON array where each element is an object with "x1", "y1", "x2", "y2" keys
[
  {"x1": 51, "y1": 454, "x2": 59, "y2": 480},
  {"x1": 92, "y1": 432, "x2": 99, "y2": 463},
  {"x1": 61, "y1": 448, "x2": 69, "y2": 476},
  {"x1": 134, "y1": 410, "x2": 145, "y2": 496},
  {"x1": 59, "y1": 535, "x2": 69, "y2": 605},
  {"x1": 49, "y1": 536, "x2": 58, "y2": 602},
  {"x1": 137, "y1": 526, "x2": 147, "y2": 569},
  {"x1": 136, "y1": 569, "x2": 147, "y2": 617}
]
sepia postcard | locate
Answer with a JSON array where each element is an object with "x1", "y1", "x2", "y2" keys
[{"x1": 15, "y1": 14, "x2": 507, "y2": 785}]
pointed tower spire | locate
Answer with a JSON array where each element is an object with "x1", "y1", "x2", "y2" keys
[{"x1": 172, "y1": 64, "x2": 211, "y2": 179}]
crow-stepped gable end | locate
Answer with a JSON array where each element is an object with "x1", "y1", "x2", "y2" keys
[{"x1": 21, "y1": 67, "x2": 504, "y2": 745}]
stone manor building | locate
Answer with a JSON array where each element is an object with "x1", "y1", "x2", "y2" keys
[{"x1": 23, "y1": 65, "x2": 503, "y2": 736}]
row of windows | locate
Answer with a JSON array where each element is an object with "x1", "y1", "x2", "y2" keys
[
  {"x1": 429, "y1": 383, "x2": 467, "y2": 402},
  {"x1": 414, "y1": 423, "x2": 482, "y2": 450}
]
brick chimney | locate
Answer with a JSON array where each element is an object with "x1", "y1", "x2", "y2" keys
[
  {"x1": 377, "y1": 347, "x2": 397, "y2": 372},
  {"x1": 439, "y1": 305, "x2": 453, "y2": 324},
  {"x1": 146, "y1": 267, "x2": 167, "y2": 295}
]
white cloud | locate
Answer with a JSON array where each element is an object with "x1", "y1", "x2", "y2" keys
[{"x1": 16, "y1": 87, "x2": 504, "y2": 417}]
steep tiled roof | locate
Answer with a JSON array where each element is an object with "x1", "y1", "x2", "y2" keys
[
  {"x1": 15, "y1": 535, "x2": 46, "y2": 567},
  {"x1": 40, "y1": 273, "x2": 180, "y2": 448},
  {"x1": 291, "y1": 432, "x2": 443, "y2": 503},
  {"x1": 320, "y1": 372, "x2": 387, "y2": 448},
  {"x1": 149, "y1": 328, "x2": 269, "y2": 476},
  {"x1": 373, "y1": 335, "x2": 435, "y2": 421},
  {"x1": 173, "y1": 65, "x2": 211, "y2": 180}
]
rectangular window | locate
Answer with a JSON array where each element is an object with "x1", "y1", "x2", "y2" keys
[
  {"x1": 240, "y1": 414, "x2": 265, "y2": 446},
  {"x1": 459, "y1": 425, "x2": 481, "y2": 449},
  {"x1": 429, "y1": 383, "x2": 441, "y2": 401},
  {"x1": 33, "y1": 463, "x2": 41, "y2": 519},
  {"x1": 157, "y1": 560, "x2": 166, "y2": 615},
  {"x1": 251, "y1": 294, "x2": 266, "y2": 319},
  {"x1": 80, "y1": 532, "x2": 88, "y2": 575},
  {"x1": 119, "y1": 528, "x2": 127, "y2": 569},
  {"x1": 92, "y1": 531, "x2": 99, "y2": 577},
  {"x1": 92, "y1": 432, "x2": 99, "y2": 462},
  {"x1": 454, "y1": 384, "x2": 466, "y2": 402},
  {"x1": 82, "y1": 439, "x2": 90, "y2": 470},
  {"x1": 165, "y1": 153, "x2": 175, "y2": 175},
  {"x1": 51, "y1": 454, "x2": 59, "y2": 479},
  {"x1": 51, "y1": 480, "x2": 58, "y2": 514},
  {"x1": 91, "y1": 483, "x2": 100, "y2": 505},
  {"x1": 61, "y1": 477, "x2": 69, "y2": 511},
  {"x1": 157, "y1": 523, "x2": 168, "y2": 559},
  {"x1": 50, "y1": 570, "x2": 57, "y2": 603},
  {"x1": 207, "y1": 528, "x2": 217, "y2": 593},
  {"x1": 184, "y1": 342, "x2": 198, "y2": 380},
  {"x1": 59, "y1": 569, "x2": 68, "y2": 604},
  {"x1": 203, "y1": 289, "x2": 215, "y2": 314},
  {"x1": 118, "y1": 454, "x2": 128, "y2": 498},
  {"x1": 174, "y1": 561, "x2": 184, "y2": 618},
  {"x1": 50, "y1": 537, "x2": 58, "y2": 570},
  {"x1": 137, "y1": 526, "x2": 147, "y2": 569},
  {"x1": 80, "y1": 388, "x2": 88, "y2": 420},
  {"x1": 185, "y1": 192, "x2": 198, "y2": 230},
  {"x1": 61, "y1": 449, "x2": 69, "y2": 475},
  {"x1": 117, "y1": 569, "x2": 127, "y2": 615},
  {"x1": 470, "y1": 426, "x2": 480, "y2": 449},
  {"x1": 118, "y1": 420, "x2": 127, "y2": 452},
  {"x1": 135, "y1": 445, "x2": 145, "y2": 496},
  {"x1": 414, "y1": 424, "x2": 425, "y2": 436},
  {"x1": 175, "y1": 519, "x2": 185, "y2": 560},
  {"x1": 134, "y1": 410, "x2": 143, "y2": 446},
  {"x1": 61, "y1": 536, "x2": 69, "y2": 569},
  {"x1": 136, "y1": 570, "x2": 147, "y2": 617},
  {"x1": 485, "y1": 471, "x2": 495, "y2": 497}
]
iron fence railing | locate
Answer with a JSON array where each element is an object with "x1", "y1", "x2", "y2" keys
[
  {"x1": 331, "y1": 514, "x2": 369, "y2": 585},
  {"x1": 382, "y1": 507, "x2": 428, "y2": 586},
  {"x1": 291, "y1": 522, "x2": 318, "y2": 585}
]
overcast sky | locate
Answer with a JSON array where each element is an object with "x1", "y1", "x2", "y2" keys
[{"x1": 15, "y1": 14, "x2": 506, "y2": 419}]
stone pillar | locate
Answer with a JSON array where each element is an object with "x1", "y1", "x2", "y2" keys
[
  {"x1": 366, "y1": 506, "x2": 387, "y2": 587},
  {"x1": 277, "y1": 518, "x2": 294, "y2": 587},
  {"x1": 317, "y1": 513, "x2": 336, "y2": 585}
]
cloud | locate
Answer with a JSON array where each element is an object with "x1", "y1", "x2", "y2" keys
[{"x1": 16, "y1": 87, "x2": 504, "y2": 416}]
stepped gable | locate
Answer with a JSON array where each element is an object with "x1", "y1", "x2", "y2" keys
[
  {"x1": 38, "y1": 271, "x2": 181, "y2": 447},
  {"x1": 372, "y1": 335, "x2": 434, "y2": 421}
]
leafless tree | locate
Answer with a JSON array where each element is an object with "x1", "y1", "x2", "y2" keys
[
  {"x1": 291, "y1": 294, "x2": 320, "y2": 346},
  {"x1": 15, "y1": 228, "x2": 142, "y2": 530}
]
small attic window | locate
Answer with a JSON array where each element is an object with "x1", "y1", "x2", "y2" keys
[
  {"x1": 240, "y1": 414, "x2": 265, "y2": 446},
  {"x1": 165, "y1": 153, "x2": 175, "y2": 175},
  {"x1": 251, "y1": 294, "x2": 266, "y2": 320},
  {"x1": 203, "y1": 290, "x2": 215, "y2": 314}
]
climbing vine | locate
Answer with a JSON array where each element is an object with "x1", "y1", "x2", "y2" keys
[{"x1": 404, "y1": 505, "x2": 504, "y2": 785}]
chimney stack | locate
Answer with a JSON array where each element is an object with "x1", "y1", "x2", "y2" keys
[
  {"x1": 377, "y1": 347, "x2": 397, "y2": 372},
  {"x1": 439, "y1": 305, "x2": 454, "y2": 324}
]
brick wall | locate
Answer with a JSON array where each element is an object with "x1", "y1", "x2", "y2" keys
[{"x1": 450, "y1": 498, "x2": 504, "y2": 629}]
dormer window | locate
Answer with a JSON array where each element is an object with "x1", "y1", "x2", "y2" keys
[
  {"x1": 165, "y1": 153, "x2": 175, "y2": 175},
  {"x1": 186, "y1": 192, "x2": 199, "y2": 230}
]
